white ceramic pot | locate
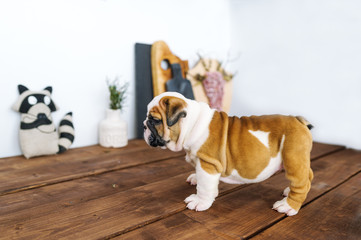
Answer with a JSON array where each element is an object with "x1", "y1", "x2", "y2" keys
[{"x1": 99, "y1": 109, "x2": 128, "y2": 148}]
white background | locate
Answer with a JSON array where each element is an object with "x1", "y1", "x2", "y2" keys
[
  {"x1": 0, "y1": 0, "x2": 360, "y2": 158},
  {"x1": 229, "y1": 0, "x2": 361, "y2": 151}
]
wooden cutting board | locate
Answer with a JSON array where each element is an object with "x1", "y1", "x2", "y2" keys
[{"x1": 151, "y1": 41, "x2": 189, "y2": 97}]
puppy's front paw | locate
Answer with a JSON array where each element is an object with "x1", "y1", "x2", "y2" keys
[
  {"x1": 186, "y1": 173, "x2": 197, "y2": 185},
  {"x1": 273, "y1": 197, "x2": 298, "y2": 216},
  {"x1": 184, "y1": 194, "x2": 213, "y2": 211}
]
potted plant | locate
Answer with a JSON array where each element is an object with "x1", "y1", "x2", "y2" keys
[{"x1": 99, "y1": 78, "x2": 129, "y2": 148}]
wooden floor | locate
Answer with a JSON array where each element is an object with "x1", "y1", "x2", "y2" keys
[{"x1": 0, "y1": 140, "x2": 360, "y2": 240}]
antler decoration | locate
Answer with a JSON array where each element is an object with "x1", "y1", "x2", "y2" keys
[{"x1": 192, "y1": 54, "x2": 234, "y2": 111}]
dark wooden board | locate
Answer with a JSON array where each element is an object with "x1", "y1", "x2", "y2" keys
[
  {"x1": 252, "y1": 172, "x2": 361, "y2": 240},
  {"x1": 0, "y1": 140, "x2": 184, "y2": 195},
  {"x1": 120, "y1": 149, "x2": 361, "y2": 239},
  {"x1": 135, "y1": 43, "x2": 153, "y2": 139}
]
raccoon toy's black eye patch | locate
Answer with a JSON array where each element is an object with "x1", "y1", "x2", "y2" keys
[{"x1": 19, "y1": 94, "x2": 57, "y2": 113}]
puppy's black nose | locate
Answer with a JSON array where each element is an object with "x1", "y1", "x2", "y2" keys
[
  {"x1": 143, "y1": 124, "x2": 147, "y2": 131},
  {"x1": 37, "y1": 113, "x2": 47, "y2": 119}
]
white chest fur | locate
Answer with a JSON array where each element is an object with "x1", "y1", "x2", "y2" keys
[{"x1": 220, "y1": 132, "x2": 285, "y2": 184}]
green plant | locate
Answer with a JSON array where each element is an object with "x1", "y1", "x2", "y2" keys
[{"x1": 107, "y1": 78, "x2": 129, "y2": 111}]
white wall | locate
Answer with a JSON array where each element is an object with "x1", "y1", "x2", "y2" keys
[
  {"x1": 229, "y1": 0, "x2": 361, "y2": 149},
  {"x1": 1, "y1": 0, "x2": 360, "y2": 158},
  {"x1": 0, "y1": 0, "x2": 231, "y2": 157}
]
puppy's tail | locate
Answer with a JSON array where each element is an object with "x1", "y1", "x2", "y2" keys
[{"x1": 296, "y1": 116, "x2": 314, "y2": 130}]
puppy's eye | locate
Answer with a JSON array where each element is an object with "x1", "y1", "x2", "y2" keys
[
  {"x1": 148, "y1": 115, "x2": 162, "y2": 125},
  {"x1": 152, "y1": 118, "x2": 162, "y2": 125}
]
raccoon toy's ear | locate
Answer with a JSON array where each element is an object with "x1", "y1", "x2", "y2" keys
[
  {"x1": 44, "y1": 86, "x2": 52, "y2": 94},
  {"x1": 18, "y1": 84, "x2": 29, "y2": 94}
]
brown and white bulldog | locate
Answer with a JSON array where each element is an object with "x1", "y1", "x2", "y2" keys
[{"x1": 143, "y1": 92, "x2": 313, "y2": 216}]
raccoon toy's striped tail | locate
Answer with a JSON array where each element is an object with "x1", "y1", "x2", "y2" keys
[{"x1": 58, "y1": 112, "x2": 75, "y2": 153}]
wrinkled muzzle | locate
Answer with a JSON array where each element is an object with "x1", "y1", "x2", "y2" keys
[{"x1": 143, "y1": 120, "x2": 167, "y2": 148}]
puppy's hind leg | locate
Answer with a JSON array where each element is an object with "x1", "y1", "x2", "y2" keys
[
  {"x1": 185, "y1": 159, "x2": 220, "y2": 211},
  {"x1": 273, "y1": 134, "x2": 313, "y2": 216}
]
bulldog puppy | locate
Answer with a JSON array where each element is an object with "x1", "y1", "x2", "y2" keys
[{"x1": 143, "y1": 92, "x2": 313, "y2": 216}]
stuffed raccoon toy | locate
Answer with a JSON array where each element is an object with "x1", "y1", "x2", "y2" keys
[{"x1": 12, "y1": 84, "x2": 75, "y2": 159}]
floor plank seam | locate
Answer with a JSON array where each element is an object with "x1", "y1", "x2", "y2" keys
[
  {"x1": 181, "y1": 209, "x2": 241, "y2": 240},
  {"x1": 245, "y1": 215, "x2": 286, "y2": 240},
  {"x1": 311, "y1": 147, "x2": 346, "y2": 162},
  {"x1": 0, "y1": 154, "x2": 185, "y2": 197},
  {"x1": 103, "y1": 208, "x2": 187, "y2": 239}
]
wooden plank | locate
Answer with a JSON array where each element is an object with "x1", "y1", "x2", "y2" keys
[
  {"x1": 0, "y1": 167, "x2": 244, "y2": 240},
  {"x1": 0, "y1": 173, "x2": 193, "y2": 239},
  {"x1": 117, "y1": 212, "x2": 232, "y2": 240},
  {"x1": 0, "y1": 141, "x2": 340, "y2": 196},
  {"x1": 0, "y1": 140, "x2": 337, "y2": 198},
  {"x1": 0, "y1": 156, "x2": 192, "y2": 217},
  {"x1": 311, "y1": 141, "x2": 345, "y2": 159},
  {"x1": 252, "y1": 173, "x2": 361, "y2": 240},
  {"x1": 0, "y1": 142, "x2": 348, "y2": 239},
  {"x1": 0, "y1": 140, "x2": 184, "y2": 195},
  {"x1": 121, "y1": 149, "x2": 361, "y2": 239}
]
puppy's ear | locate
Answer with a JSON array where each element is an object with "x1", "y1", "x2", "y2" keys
[{"x1": 159, "y1": 96, "x2": 187, "y2": 127}]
